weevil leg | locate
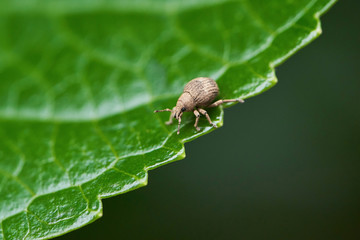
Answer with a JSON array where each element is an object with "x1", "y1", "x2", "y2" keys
[
  {"x1": 193, "y1": 109, "x2": 201, "y2": 131},
  {"x1": 177, "y1": 112, "x2": 183, "y2": 135},
  {"x1": 154, "y1": 108, "x2": 173, "y2": 125},
  {"x1": 154, "y1": 108, "x2": 172, "y2": 113},
  {"x1": 165, "y1": 112, "x2": 173, "y2": 125},
  {"x1": 198, "y1": 108, "x2": 217, "y2": 128},
  {"x1": 207, "y1": 98, "x2": 244, "y2": 108}
]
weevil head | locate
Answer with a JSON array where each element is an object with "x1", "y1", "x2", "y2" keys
[
  {"x1": 171, "y1": 106, "x2": 184, "y2": 119},
  {"x1": 172, "y1": 93, "x2": 195, "y2": 119}
]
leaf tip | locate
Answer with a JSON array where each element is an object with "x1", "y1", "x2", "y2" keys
[
  {"x1": 177, "y1": 148, "x2": 186, "y2": 160},
  {"x1": 139, "y1": 176, "x2": 148, "y2": 187},
  {"x1": 272, "y1": 76, "x2": 278, "y2": 85}
]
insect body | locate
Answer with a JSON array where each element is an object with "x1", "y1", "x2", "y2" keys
[{"x1": 154, "y1": 77, "x2": 244, "y2": 134}]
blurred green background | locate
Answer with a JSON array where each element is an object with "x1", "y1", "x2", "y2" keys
[{"x1": 60, "y1": 1, "x2": 359, "y2": 239}]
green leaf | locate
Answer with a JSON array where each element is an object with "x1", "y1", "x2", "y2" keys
[{"x1": 0, "y1": 0, "x2": 336, "y2": 239}]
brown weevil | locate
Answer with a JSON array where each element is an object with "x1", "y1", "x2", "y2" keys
[{"x1": 154, "y1": 77, "x2": 244, "y2": 134}]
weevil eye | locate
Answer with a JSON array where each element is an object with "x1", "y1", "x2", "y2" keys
[{"x1": 181, "y1": 107, "x2": 186, "y2": 112}]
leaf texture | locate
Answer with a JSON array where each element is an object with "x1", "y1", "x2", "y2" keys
[{"x1": 0, "y1": 0, "x2": 336, "y2": 239}]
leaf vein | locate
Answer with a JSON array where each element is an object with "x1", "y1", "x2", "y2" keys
[
  {"x1": 0, "y1": 221, "x2": 4, "y2": 240},
  {"x1": 54, "y1": 17, "x2": 135, "y2": 72},
  {"x1": 169, "y1": 13, "x2": 228, "y2": 65},
  {"x1": 50, "y1": 123, "x2": 73, "y2": 185},
  {"x1": 0, "y1": 169, "x2": 35, "y2": 197},
  {"x1": 21, "y1": 212, "x2": 30, "y2": 240}
]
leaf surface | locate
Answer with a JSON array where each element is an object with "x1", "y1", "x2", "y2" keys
[{"x1": 0, "y1": 0, "x2": 335, "y2": 239}]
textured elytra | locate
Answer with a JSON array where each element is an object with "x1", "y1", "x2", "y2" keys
[
  {"x1": 183, "y1": 77, "x2": 219, "y2": 107},
  {"x1": 0, "y1": 0, "x2": 336, "y2": 239}
]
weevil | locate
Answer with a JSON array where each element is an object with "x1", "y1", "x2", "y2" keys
[{"x1": 154, "y1": 77, "x2": 244, "y2": 134}]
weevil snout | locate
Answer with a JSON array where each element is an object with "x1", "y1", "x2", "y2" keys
[{"x1": 172, "y1": 106, "x2": 183, "y2": 119}]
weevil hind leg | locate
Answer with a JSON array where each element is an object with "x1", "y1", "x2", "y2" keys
[
  {"x1": 207, "y1": 98, "x2": 244, "y2": 108},
  {"x1": 193, "y1": 109, "x2": 201, "y2": 131},
  {"x1": 198, "y1": 108, "x2": 217, "y2": 128}
]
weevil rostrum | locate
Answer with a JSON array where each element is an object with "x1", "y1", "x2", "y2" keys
[{"x1": 154, "y1": 77, "x2": 244, "y2": 134}]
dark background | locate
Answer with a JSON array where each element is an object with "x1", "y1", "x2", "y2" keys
[{"x1": 60, "y1": 1, "x2": 360, "y2": 239}]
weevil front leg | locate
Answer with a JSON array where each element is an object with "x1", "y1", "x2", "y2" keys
[
  {"x1": 193, "y1": 109, "x2": 201, "y2": 131},
  {"x1": 207, "y1": 98, "x2": 244, "y2": 108},
  {"x1": 165, "y1": 112, "x2": 173, "y2": 125},
  {"x1": 177, "y1": 112, "x2": 183, "y2": 135},
  {"x1": 154, "y1": 108, "x2": 173, "y2": 125},
  {"x1": 198, "y1": 108, "x2": 217, "y2": 128}
]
